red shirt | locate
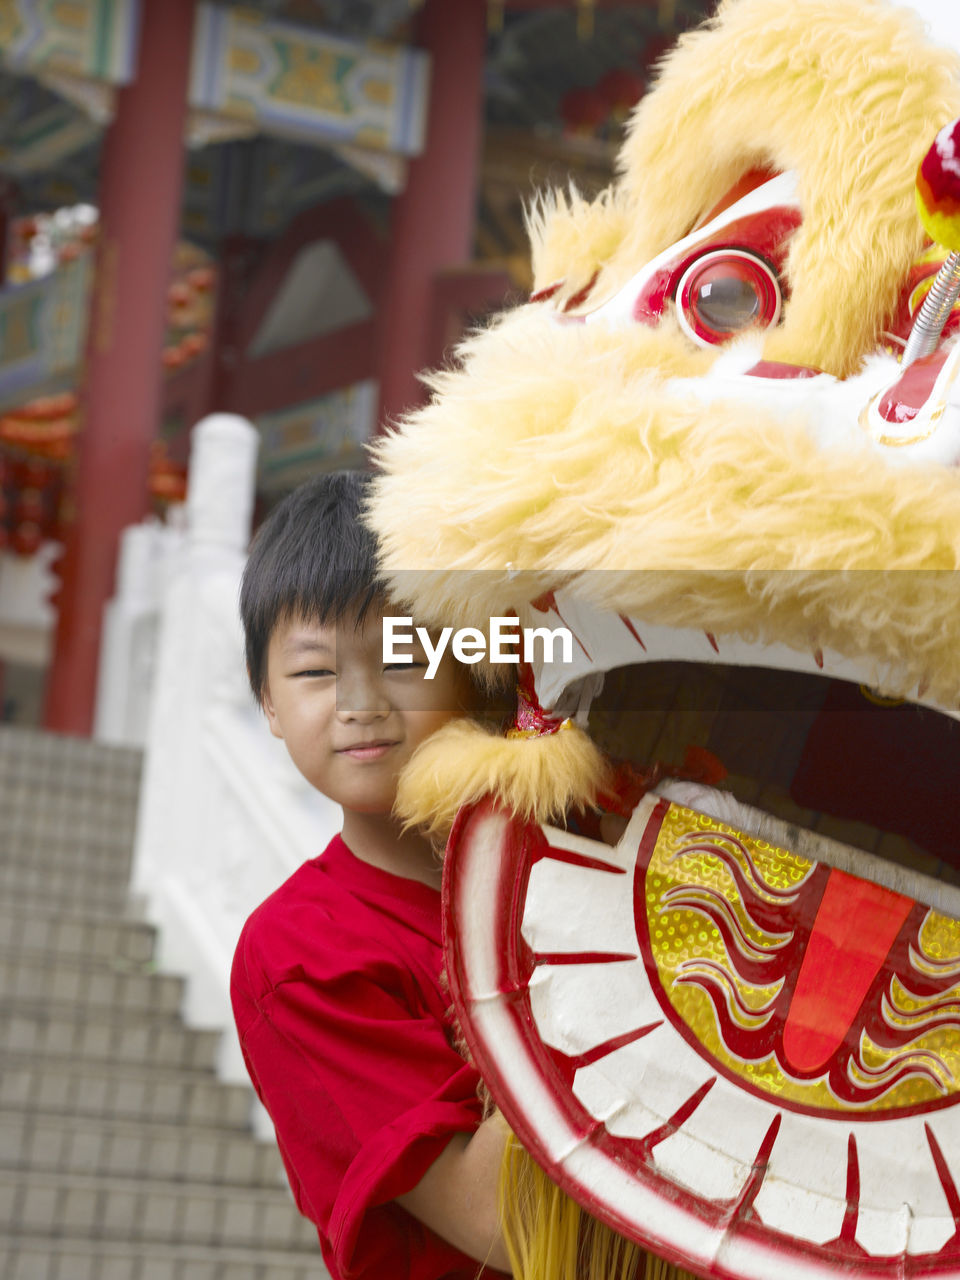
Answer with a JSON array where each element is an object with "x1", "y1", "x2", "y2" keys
[{"x1": 231, "y1": 835, "x2": 498, "y2": 1280}]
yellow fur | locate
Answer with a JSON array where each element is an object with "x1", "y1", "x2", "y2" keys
[
  {"x1": 372, "y1": 308, "x2": 960, "y2": 721},
  {"x1": 526, "y1": 185, "x2": 631, "y2": 310},
  {"x1": 394, "y1": 717, "x2": 609, "y2": 837}
]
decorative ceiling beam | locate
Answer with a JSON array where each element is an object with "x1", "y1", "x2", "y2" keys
[
  {"x1": 0, "y1": 0, "x2": 430, "y2": 163},
  {"x1": 189, "y1": 3, "x2": 430, "y2": 156},
  {"x1": 0, "y1": 0, "x2": 141, "y2": 84},
  {"x1": 0, "y1": 256, "x2": 91, "y2": 410},
  {"x1": 254, "y1": 378, "x2": 377, "y2": 493}
]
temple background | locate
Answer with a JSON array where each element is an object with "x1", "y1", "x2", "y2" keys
[{"x1": 0, "y1": 0, "x2": 716, "y2": 733}]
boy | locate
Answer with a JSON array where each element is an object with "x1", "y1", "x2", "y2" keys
[{"x1": 231, "y1": 471, "x2": 511, "y2": 1280}]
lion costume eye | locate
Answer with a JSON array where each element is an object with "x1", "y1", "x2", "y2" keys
[{"x1": 675, "y1": 250, "x2": 782, "y2": 346}]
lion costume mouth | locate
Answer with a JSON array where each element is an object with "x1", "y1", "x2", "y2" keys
[
  {"x1": 434, "y1": 583, "x2": 960, "y2": 1273},
  {"x1": 440, "y1": 617, "x2": 960, "y2": 1275},
  {"x1": 444, "y1": 785, "x2": 960, "y2": 1277},
  {"x1": 366, "y1": 0, "x2": 960, "y2": 1273}
]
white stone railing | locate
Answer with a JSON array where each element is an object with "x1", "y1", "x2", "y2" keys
[
  {"x1": 93, "y1": 513, "x2": 186, "y2": 747},
  {"x1": 130, "y1": 414, "x2": 339, "y2": 1086}
]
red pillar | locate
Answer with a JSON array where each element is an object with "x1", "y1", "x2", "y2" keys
[
  {"x1": 44, "y1": 0, "x2": 196, "y2": 734},
  {"x1": 376, "y1": 0, "x2": 487, "y2": 426}
]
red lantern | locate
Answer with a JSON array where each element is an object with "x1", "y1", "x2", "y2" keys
[
  {"x1": 560, "y1": 86, "x2": 610, "y2": 134},
  {"x1": 180, "y1": 331, "x2": 210, "y2": 359},
  {"x1": 162, "y1": 345, "x2": 188, "y2": 370},
  {"x1": 11, "y1": 521, "x2": 43, "y2": 557},
  {"x1": 18, "y1": 392, "x2": 77, "y2": 420},
  {"x1": 187, "y1": 266, "x2": 216, "y2": 292},
  {"x1": 596, "y1": 67, "x2": 645, "y2": 118},
  {"x1": 167, "y1": 280, "x2": 193, "y2": 310}
]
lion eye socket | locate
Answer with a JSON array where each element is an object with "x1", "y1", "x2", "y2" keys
[{"x1": 676, "y1": 250, "x2": 782, "y2": 346}]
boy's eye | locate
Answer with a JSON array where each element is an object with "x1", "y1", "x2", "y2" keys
[{"x1": 293, "y1": 668, "x2": 334, "y2": 678}]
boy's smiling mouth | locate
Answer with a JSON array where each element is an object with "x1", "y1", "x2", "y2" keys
[{"x1": 337, "y1": 740, "x2": 400, "y2": 760}]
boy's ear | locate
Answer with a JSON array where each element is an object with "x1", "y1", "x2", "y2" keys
[{"x1": 261, "y1": 683, "x2": 285, "y2": 741}]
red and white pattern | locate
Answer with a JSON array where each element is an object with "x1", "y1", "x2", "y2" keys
[{"x1": 444, "y1": 795, "x2": 960, "y2": 1277}]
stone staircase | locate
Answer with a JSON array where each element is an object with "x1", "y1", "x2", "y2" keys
[{"x1": 0, "y1": 726, "x2": 327, "y2": 1280}]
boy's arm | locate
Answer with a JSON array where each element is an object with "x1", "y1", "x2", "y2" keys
[{"x1": 396, "y1": 1111, "x2": 512, "y2": 1273}]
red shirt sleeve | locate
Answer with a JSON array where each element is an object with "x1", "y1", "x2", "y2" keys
[{"x1": 231, "y1": 887, "x2": 488, "y2": 1280}]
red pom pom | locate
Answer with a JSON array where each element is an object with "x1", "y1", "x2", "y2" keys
[{"x1": 916, "y1": 118, "x2": 960, "y2": 251}]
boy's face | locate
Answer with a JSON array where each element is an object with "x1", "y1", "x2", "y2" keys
[{"x1": 261, "y1": 607, "x2": 469, "y2": 818}]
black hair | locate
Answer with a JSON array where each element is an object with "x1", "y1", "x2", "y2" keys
[{"x1": 240, "y1": 470, "x2": 383, "y2": 705}]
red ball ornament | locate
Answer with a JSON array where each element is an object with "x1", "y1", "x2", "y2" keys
[
  {"x1": 596, "y1": 67, "x2": 645, "y2": 115},
  {"x1": 561, "y1": 87, "x2": 610, "y2": 133},
  {"x1": 167, "y1": 280, "x2": 193, "y2": 308},
  {"x1": 181, "y1": 331, "x2": 210, "y2": 359},
  {"x1": 916, "y1": 117, "x2": 960, "y2": 251}
]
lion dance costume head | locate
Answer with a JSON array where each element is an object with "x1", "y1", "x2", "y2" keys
[{"x1": 368, "y1": 1, "x2": 960, "y2": 1275}]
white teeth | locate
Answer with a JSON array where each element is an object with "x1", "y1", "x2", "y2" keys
[
  {"x1": 573, "y1": 1029, "x2": 716, "y2": 1144},
  {"x1": 855, "y1": 1115, "x2": 955, "y2": 1255},
  {"x1": 516, "y1": 590, "x2": 958, "y2": 731},
  {"x1": 651, "y1": 1075, "x2": 781, "y2": 1202},
  {"x1": 749, "y1": 1116, "x2": 849, "y2": 1245},
  {"x1": 522, "y1": 855, "x2": 638, "y2": 957},
  {"x1": 529, "y1": 958, "x2": 659, "y2": 1058}
]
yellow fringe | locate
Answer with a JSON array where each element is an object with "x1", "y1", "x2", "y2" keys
[
  {"x1": 395, "y1": 716, "x2": 610, "y2": 840},
  {"x1": 500, "y1": 1136, "x2": 703, "y2": 1280}
]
